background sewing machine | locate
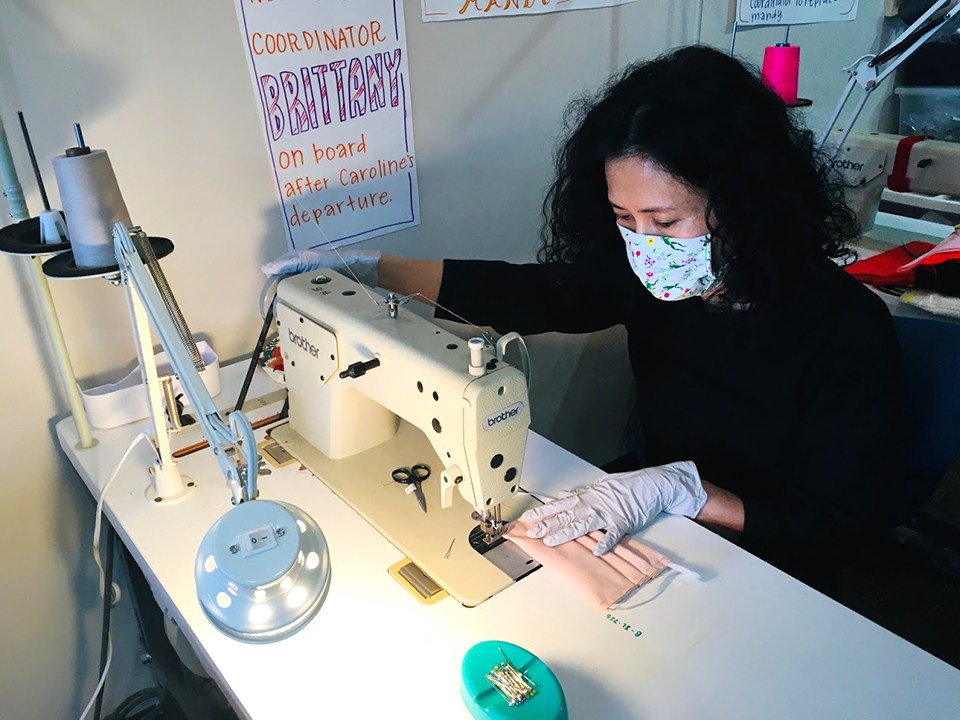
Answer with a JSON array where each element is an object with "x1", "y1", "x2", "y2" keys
[
  {"x1": 270, "y1": 269, "x2": 540, "y2": 607},
  {"x1": 815, "y1": 1, "x2": 960, "y2": 235},
  {"x1": 834, "y1": 132, "x2": 960, "y2": 234}
]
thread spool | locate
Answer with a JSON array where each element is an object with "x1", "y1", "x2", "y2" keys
[
  {"x1": 38, "y1": 210, "x2": 69, "y2": 244},
  {"x1": 761, "y1": 43, "x2": 800, "y2": 106},
  {"x1": 52, "y1": 129, "x2": 131, "y2": 268}
]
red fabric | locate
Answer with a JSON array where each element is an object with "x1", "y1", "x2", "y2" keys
[
  {"x1": 898, "y1": 229, "x2": 960, "y2": 272},
  {"x1": 845, "y1": 241, "x2": 936, "y2": 287},
  {"x1": 887, "y1": 135, "x2": 926, "y2": 193}
]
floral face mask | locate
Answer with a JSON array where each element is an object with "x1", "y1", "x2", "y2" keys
[{"x1": 618, "y1": 224, "x2": 715, "y2": 301}]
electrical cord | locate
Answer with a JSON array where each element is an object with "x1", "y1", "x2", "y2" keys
[
  {"x1": 693, "y1": 0, "x2": 704, "y2": 44},
  {"x1": 93, "y1": 527, "x2": 115, "y2": 720},
  {"x1": 77, "y1": 637, "x2": 112, "y2": 720},
  {"x1": 113, "y1": 545, "x2": 171, "y2": 720},
  {"x1": 78, "y1": 430, "x2": 154, "y2": 720},
  {"x1": 93, "y1": 430, "x2": 153, "y2": 606}
]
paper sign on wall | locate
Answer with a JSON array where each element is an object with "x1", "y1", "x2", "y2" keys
[
  {"x1": 236, "y1": 0, "x2": 419, "y2": 250},
  {"x1": 736, "y1": 0, "x2": 859, "y2": 26},
  {"x1": 423, "y1": 0, "x2": 636, "y2": 22}
]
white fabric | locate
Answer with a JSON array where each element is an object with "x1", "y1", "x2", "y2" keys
[
  {"x1": 618, "y1": 225, "x2": 714, "y2": 301},
  {"x1": 261, "y1": 248, "x2": 382, "y2": 287},
  {"x1": 518, "y1": 461, "x2": 708, "y2": 555}
]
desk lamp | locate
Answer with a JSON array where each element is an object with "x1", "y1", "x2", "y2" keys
[
  {"x1": 113, "y1": 222, "x2": 331, "y2": 642},
  {"x1": 816, "y1": 0, "x2": 960, "y2": 153}
]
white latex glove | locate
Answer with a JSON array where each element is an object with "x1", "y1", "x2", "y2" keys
[
  {"x1": 519, "y1": 461, "x2": 707, "y2": 555},
  {"x1": 260, "y1": 248, "x2": 382, "y2": 287}
]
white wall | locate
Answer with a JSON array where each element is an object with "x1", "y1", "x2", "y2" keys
[{"x1": 0, "y1": 1, "x2": 895, "y2": 717}]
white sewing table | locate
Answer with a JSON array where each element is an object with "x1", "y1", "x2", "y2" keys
[{"x1": 57, "y1": 361, "x2": 960, "y2": 720}]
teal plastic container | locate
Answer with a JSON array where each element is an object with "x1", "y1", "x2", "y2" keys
[{"x1": 460, "y1": 640, "x2": 567, "y2": 720}]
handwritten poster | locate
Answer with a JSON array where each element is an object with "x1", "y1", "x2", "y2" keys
[
  {"x1": 737, "y1": 0, "x2": 859, "y2": 26},
  {"x1": 423, "y1": 0, "x2": 636, "y2": 22},
  {"x1": 236, "y1": 0, "x2": 419, "y2": 250}
]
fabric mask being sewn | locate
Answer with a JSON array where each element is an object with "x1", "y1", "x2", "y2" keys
[
  {"x1": 505, "y1": 520, "x2": 672, "y2": 609},
  {"x1": 618, "y1": 224, "x2": 715, "y2": 301}
]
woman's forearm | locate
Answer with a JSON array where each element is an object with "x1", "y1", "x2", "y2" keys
[
  {"x1": 378, "y1": 253, "x2": 443, "y2": 302},
  {"x1": 696, "y1": 480, "x2": 745, "y2": 533}
]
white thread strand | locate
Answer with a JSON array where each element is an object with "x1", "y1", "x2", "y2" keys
[
  {"x1": 308, "y1": 223, "x2": 497, "y2": 344},
  {"x1": 308, "y1": 223, "x2": 381, "y2": 305}
]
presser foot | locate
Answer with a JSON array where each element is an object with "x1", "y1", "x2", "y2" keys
[{"x1": 468, "y1": 524, "x2": 541, "y2": 583}]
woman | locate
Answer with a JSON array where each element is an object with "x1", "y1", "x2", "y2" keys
[{"x1": 263, "y1": 45, "x2": 904, "y2": 592}]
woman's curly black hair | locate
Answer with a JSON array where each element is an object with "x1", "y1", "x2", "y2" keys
[{"x1": 540, "y1": 45, "x2": 859, "y2": 306}]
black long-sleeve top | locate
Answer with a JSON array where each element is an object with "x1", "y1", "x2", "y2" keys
[{"x1": 435, "y1": 245, "x2": 904, "y2": 588}]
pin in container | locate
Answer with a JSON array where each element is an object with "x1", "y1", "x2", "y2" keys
[{"x1": 460, "y1": 640, "x2": 566, "y2": 719}]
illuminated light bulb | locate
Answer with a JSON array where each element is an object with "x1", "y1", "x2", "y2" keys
[
  {"x1": 196, "y1": 500, "x2": 331, "y2": 643},
  {"x1": 287, "y1": 586, "x2": 308, "y2": 609},
  {"x1": 248, "y1": 603, "x2": 273, "y2": 624}
]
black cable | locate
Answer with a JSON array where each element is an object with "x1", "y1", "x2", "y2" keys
[
  {"x1": 16, "y1": 111, "x2": 51, "y2": 211},
  {"x1": 871, "y1": 12, "x2": 950, "y2": 67},
  {"x1": 235, "y1": 293, "x2": 277, "y2": 413},
  {"x1": 93, "y1": 532, "x2": 167, "y2": 720},
  {"x1": 103, "y1": 687, "x2": 165, "y2": 720},
  {"x1": 112, "y1": 545, "x2": 187, "y2": 719},
  {"x1": 94, "y1": 525, "x2": 115, "y2": 720}
]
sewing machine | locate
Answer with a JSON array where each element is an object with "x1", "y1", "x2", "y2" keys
[
  {"x1": 831, "y1": 132, "x2": 960, "y2": 232},
  {"x1": 269, "y1": 269, "x2": 539, "y2": 606},
  {"x1": 811, "y1": 1, "x2": 959, "y2": 232}
]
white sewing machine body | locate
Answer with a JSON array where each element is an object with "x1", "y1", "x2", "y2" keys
[
  {"x1": 832, "y1": 132, "x2": 960, "y2": 231},
  {"x1": 271, "y1": 269, "x2": 537, "y2": 606}
]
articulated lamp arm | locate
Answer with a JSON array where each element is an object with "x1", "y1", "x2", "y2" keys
[
  {"x1": 112, "y1": 222, "x2": 257, "y2": 505},
  {"x1": 817, "y1": 0, "x2": 960, "y2": 153},
  {"x1": 113, "y1": 222, "x2": 331, "y2": 642}
]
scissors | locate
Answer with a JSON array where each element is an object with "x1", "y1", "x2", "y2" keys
[{"x1": 392, "y1": 463, "x2": 430, "y2": 513}]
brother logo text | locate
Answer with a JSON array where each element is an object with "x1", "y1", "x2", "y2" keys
[
  {"x1": 832, "y1": 158, "x2": 864, "y2": 172},
  {"x1": 484, "y1": 402, "x2": 524, "y2": 430},
  {"x1": 288, "y1": 329, "x2": 319, "y2": 358}
]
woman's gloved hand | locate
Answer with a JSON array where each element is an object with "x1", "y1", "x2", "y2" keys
[
  {"x1": 260, "y1": 248, "x2": 382, "y2": 287},
  {"x1": 518, "y1": 461, "x2": 707, "y2": 555}
]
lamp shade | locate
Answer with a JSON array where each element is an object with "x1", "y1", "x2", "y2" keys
[{"x1": 195, "y1": 499, "x2": 331, "y2": 643}]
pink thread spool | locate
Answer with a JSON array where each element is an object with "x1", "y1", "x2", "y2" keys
[{"x1": 761, "y1": 43, "x2": 800, "y2": 105}]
